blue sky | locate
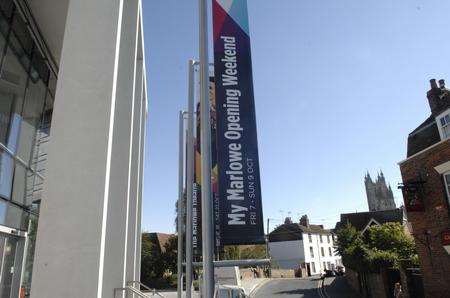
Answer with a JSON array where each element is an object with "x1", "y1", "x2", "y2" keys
[{"x1": 141, "y1": 0, "x2": 450, "y2": 233}]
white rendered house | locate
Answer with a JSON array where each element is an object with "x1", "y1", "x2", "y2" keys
[{"x1": 268, "y1": 216, "x2": 342, "y2": 276}]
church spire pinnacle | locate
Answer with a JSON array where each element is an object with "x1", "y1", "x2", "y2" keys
[{"x1": 365, "y1": 170, "x2": 396, "y2": 211}]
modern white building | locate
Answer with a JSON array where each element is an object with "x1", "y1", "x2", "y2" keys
[
  {"x1": 0, "y1": 0, "x2": 147, "y2": 297},
  {"x1": 268, "y1": 216, "x2": 342, "y2": 276}
]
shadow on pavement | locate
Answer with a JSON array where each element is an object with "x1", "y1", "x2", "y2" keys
[
  {"x1": 274, "y1": 288, "x2": 320, "y2": 296},
  {"x1": 325, "y1": 276, "x2": 361, "y2": 298}
]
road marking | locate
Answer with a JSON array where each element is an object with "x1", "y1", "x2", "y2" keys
[
  {"x1": 249, "y1": 278, "x2": 271, "y2": 297},
  {"x1": 317, "y1": 280, "x2": 324, "y2": 298},
  {"x1": 322, "y1": 279, "x2": 330, "y2": 298}
]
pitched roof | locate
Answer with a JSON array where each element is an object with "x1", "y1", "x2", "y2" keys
[
  {"x1": 156, "y1": 233, "x2": 173, "y2": 252},
  {"x1": 335, "y1": 208, "x2": 404, "y2": 231},
  {"x1": 269, "y1": 223, "x2": 332, "y2": 243},
  {"x1": 407, "y1": 116, "x2": 440, "y2": 157},
  {"x1": 147, "y1": 232, "x2": 174, "y2": 253}
]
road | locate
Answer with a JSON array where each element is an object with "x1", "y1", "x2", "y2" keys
[{"x1": 252, "y1": 276, "x2": 360, "y2": 298}]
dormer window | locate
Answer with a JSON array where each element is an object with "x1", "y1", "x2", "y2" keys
[{"x1": 438, "y1": 112, "x2": 450, "y2": 140}]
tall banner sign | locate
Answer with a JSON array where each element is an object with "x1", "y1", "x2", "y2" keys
[
  {"x1": 193, "y1": 78, "x2": 221, "y2": 256},
  {"x1": 193, "y1": 103, "x2": 202, "y2": 257},
  {"x1": 213, "y1": 0, "x2": 264, "y2": 245}
]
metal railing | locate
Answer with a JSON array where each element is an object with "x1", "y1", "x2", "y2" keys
[
  {"x1": 114, "y1": 286, "x2": 149, "y2": 298},
  {"x1": 127, "y1": 281, "x2": 164, "y2": 297},
  {"x1": 186, "y1": 258, "x2": 271, "y2": 268},
  {"x1": 114, "y1": 281, "x2": 165, "y2": 298}
]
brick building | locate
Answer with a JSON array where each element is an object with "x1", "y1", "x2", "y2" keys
[{"x1": 399, "y1": 79, "x2": 450, "y2": 297}]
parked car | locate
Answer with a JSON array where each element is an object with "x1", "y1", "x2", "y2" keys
[
  {"x1": 322, "y1": 269, "x2": 336, "y2": 278},
  {"x1": 335, "y1": 266, "x2": 345, "y2": 276},
  {"x1": 214, "y1": 284, "x2": 248, "y2": 298}
]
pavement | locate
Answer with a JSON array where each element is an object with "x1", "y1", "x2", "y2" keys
[
  {"x1": 149, "y1": 278, "x2": 269, "y2": 297},
  {"x1": 241, "y1": 277, "x2": 270, "y2": 295},
  {"x1": 323, "y1": 276, "x2": 360, "y2": 298},
  {"x1": 143, "y1": 276, "x2": 362, "y2": 298},
  {"x1": 251, "y1": 276, "x2": 361, "y2": 298}
]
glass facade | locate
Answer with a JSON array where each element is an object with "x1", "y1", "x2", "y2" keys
[{"x1": 0, "y1": 0, "x2": 54, "y2": 296}]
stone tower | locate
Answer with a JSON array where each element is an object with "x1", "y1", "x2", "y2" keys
[{"x1": 365, "y1": 171, "x2": 396, "y2": 211}]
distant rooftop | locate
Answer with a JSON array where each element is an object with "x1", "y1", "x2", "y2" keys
[
  {"x1": 269, "y1": 217, "x2": 332, "y2": 243},
  {"x1": 335, "y1": 208, "x2": 404, "y2": 232}
]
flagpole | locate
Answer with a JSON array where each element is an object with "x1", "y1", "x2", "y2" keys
[
  {"x1": 185, "y1": 59, "x2": 196, "y2": 298},
  {"x1": 177, "y1": 110, "x2": 186, "y2": 298},
  {"x1": 199, "y1": 0, "x2": 215, "y2": 296}
]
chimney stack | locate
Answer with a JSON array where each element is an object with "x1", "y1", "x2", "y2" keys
[
  {"x1": 299, "y1": 215, "x2": 310, "y2": 227},
  {"x1": 430, "y1": 79, "x2": 438, "y2": 89},
  {"x1": 427, "y1": 78, "x2": 447, "y2": 115},
  {"x1": 284, "y1": 217, "x2": 293, "y2": 224}
]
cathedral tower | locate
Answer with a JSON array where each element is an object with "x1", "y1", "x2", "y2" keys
[{"x1": 364, "y1": 171, "x2": 396, "y2": 211}]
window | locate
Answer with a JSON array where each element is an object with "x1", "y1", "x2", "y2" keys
[
  {"x1": 0, "y1": 2, "x2": 54, "y2": 296},
  {"x1": 311, "y1": 262, "x2": 316, "y2": 273},
  {"x1": 444, "y1": 173, "x2": 450, "y2": 203},
  {"x1": 329, "y1": 247, "x2": 332, "y2": 256},
  {"x1": 327, "y1": 235, "x2": 330, "y2": 243},
  {"x1": 310, "y1": 247, "x2": 314, "y2": 258},
  {"x1": 321, "y1": 247, "x2": 325, "y2": 257},
  {"x1": 320, "y1": 235, "x2": 323, "y2": 243},
  {"x1": 0, "y1": 149, "x2": 14, "y2": 199},
  {"x1": 0, "y1": 2, "x2": 53, "y2": 206},
  {"x1": 308, "y1": 233, "x2": 312, "y2": 243},
  {"x1": 323, "y1": 262, "x2": 327, "y2": 270},
  {"x1": 439, "y1": 113, "x2": 450, "y2": 139}
]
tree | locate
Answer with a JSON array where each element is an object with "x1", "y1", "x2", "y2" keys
[
  {"x1": 141, "y1": 233, "x2": 165, "y2": 287},
  {"x1": 222, "y1": 245, "x2": 266, "y2": 260},
  {"x1": 162, "y1": 235, "x2": 178, "y2": 274},
  {"x1": 240, "y1": 245, "x2": 267, "y2": 259},
  {"x1": 222, "y1": 245, "x2": 240, "y2": 260},
  {"x1": 335, "y1": 222, "x2": 418, "y2": 273},
  {"x1": 365, "y1": 222, "x2": 416, "y2": 261},
  {"x1": 140, "y1": 233, "x2": 179, "y2": 289}
]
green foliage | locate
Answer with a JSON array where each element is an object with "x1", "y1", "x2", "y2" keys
[
  {"x1": 141, "y1": 234, "x2": 165, "y2": 287},
  {"x1": 223, "y1": 245, "x2": 241, "y2": 260},
  {"x1": 365, "y1": 223, "x2": 416, "y2": 260},
  {"x1": 336, "y1": 222, "x2": 418, "y2": 273},
  {"x1": 140, "y1": 233, "x2": 178, "y2": 289},
  {"x1": 162, "y1": 235, "x2": 178, "y2": 273},
  {"x1": 222, "y1": 245, "x2": 266, "y2": 261},
  {"x1": 240, "y1": 245, "x2": 266, "y2": 259}
]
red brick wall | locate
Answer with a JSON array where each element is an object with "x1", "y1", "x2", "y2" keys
[
  {"x1": 367, "y1": 272, "x2": 388, "y2": 298},
  {"x1": 345, "y1": 268, "x2": 360, "y2": 294},
  {"x1": 399, "y1": 140, "x2": 450, "y2": 298}
]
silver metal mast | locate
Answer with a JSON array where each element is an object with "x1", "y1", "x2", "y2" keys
[
  {"x1": 185, "y1": 59, "x2": 196, "y2": 298},
  {"x1": 177, "y1": 110, "x2": 185, "y2": 298},
  {"x1": 199, "y1": 0, "x2": 215, "y2": 296}
]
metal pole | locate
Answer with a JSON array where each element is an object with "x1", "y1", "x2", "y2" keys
[
  {"x1": 199, "y1": 0, "x2": 214, "y2": 296},
  {"x1": 185, "y1": 59, "x2": 196, "y2": 298},
  {"x1": 266, "y1": 218, "x2": 270, "y2": 258},
  {"x1": 266, "y1": 218, "x2": 271, "y2": 277},
  {"x1": 178, "y1": 111, "x2": 185, "y2": 298}
]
